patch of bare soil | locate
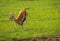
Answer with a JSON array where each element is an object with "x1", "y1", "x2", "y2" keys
[{"x1": 12, "y1": 36, "x2": 60, "y2": 41}]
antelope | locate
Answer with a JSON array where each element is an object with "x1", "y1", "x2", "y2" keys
[{"x1": 9, "y1": 8, "x2": 29, "y2": 29}]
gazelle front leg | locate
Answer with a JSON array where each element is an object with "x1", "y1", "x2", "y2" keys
[
  {"x1": 20, "y1": 22, "x2": 24, "y2": 29},
  {"x1": 21, "y1": 24, "x2": 23, "y2": 29}
]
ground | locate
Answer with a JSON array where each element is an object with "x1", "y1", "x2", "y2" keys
[{"x1": 0, "y1": 0, "x2": 60, "y2": 41}]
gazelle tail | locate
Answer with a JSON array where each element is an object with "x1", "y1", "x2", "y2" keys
[{"x1": 25, "y1": 7, "x2": 30, "y2": 10}]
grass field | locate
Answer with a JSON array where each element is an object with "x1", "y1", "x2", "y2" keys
[{"x1": 0, "y1": 0, "x2": 60, "y2": 41}]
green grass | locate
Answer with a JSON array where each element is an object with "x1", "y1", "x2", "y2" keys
[{"x1": 0, "y1": 0, "x2": 60, "y2": 41}]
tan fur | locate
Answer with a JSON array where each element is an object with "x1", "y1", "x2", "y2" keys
[
  {"x1": 10, "y1": 8, "x2": 29, "y2": 29},
  {"x1": 15, "y1": 9, "x2": 27, "y2": 25}
]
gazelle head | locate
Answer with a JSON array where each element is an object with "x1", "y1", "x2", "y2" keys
[{"x1": 9, "y1": 13, "x2": 15, "y2": 21}]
